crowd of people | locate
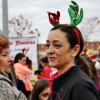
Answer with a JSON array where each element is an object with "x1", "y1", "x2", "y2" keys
[{"x1": 0, "y1": 0, "x2": 100, "y2": 100}]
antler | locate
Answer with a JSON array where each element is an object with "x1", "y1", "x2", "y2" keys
[
  {"x1": 47, "y1": 11, "x2": 60, "y2": 26},
  {"x1": 68, "y1": 0, "x2": 83, "y2": 27}
]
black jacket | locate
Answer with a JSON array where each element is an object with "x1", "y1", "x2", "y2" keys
[{"x1": 49, "y1": 66, "x2": 99, "y2": 100}]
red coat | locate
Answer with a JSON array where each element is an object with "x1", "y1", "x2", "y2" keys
[{"x1": 38, "y1": 66, "x2": 52, "y2": 79}]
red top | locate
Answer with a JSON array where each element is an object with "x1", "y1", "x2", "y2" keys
[{"x1": 38, "y1": 66, "x2": 52, "y2": 79}]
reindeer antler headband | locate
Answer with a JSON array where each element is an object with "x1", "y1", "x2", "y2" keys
[{"x1": 47, "y1": 0, "x2": 83, "y2": 45}]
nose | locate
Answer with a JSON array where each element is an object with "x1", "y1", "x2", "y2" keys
[{"x1": 8, "y1": 54, "x2": 12, "y2": 61}]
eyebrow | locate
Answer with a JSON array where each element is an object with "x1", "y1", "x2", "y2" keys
[{"x1": 46, "y1": 40, "x2": 63, "y2": 44}]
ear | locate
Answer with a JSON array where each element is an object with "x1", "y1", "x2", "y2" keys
[
  {"x1": 18, "y1": 59, "x2": 20, "y2": 63},
  {"x1": 71, "y1": 45, "x2": 80, "y2": 57}
]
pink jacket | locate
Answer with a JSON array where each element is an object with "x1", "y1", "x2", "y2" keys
[
  {"x1": 14, "y1": 63, "x2": 33, "y2": 91},
  {"x1": 14, "y1": 63, "x2": 32, "y2": 80}
]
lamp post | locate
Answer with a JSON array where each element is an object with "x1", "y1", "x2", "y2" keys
[{"x1": 2, "y1": 0, "x2": 8, "y2": 37}]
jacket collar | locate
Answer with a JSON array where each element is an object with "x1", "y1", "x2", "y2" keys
[{"x1": 0, "y1": 70, "x2": 13, "y2": 85}]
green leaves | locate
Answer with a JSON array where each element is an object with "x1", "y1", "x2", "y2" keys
[{"x1": 68, "y1": 0, "x2": 83, "y2": 27}]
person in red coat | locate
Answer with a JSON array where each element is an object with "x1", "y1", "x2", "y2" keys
[{"x1": 38, "y1": 56, "x2": 52, "y2": 79}]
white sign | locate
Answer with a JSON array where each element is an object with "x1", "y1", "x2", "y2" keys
[{"x1": 9, "y1": 37, "x2": 38, "y2": 70}]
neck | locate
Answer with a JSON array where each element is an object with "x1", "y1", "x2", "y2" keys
[{"x1": 57, "y1": 61, "x2": 75, "y2": 75}]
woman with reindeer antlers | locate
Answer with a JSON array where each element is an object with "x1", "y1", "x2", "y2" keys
[{"x1": 46, "y1": 1, "x2": 99, "y2": 100}]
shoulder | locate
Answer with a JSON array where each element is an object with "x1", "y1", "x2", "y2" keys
[
  {"x1": 72, "y1": 82, "x2": 98, "y2": 99},
  {"x1": 0, "y1": 74, "x2": 14, "y2": 92},
  {"x1": 0, "y1": 74, "x2": 13, "y2": 86},
  {"x1": 44, "y1": 66, "x2": 51, "y2": 70},
  {"x1": 0, "y1": 74, "x2": 27, "y2": 100},
  {"x1": 14, "y1": 63, "x2": 22, "y2": 67},
  {"x1": 14, "y1": 63, "x2": 24, "y2": 70},
  {"x1": 73, "y1": 82, "x2": 95, "y2": 89},
  {"x1": 72, "y1": 66, "x2": 93, "y2": 83},
  {"x1": 0, "y1": 79, "x2": 27, "y2": 100}
]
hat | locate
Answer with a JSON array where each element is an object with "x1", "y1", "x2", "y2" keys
[{"x1": 90, "y1": 54, "x2": 97, "y2": 62}]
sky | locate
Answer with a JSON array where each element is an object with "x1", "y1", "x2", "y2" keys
[{"x1": 0, "y1": 0, "x2": 100, "y2": 43}]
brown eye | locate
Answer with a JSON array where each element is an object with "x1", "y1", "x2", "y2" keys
[
  {"x1": 46, "y1": 44, "x2": 50, "y2": 49},
  {"x1": 54, "y1": 44, "x2": 61, "y2": 49},
  {"x1": 42, "y1": 93, "x2": 49, "y2": 97},
  {"x1": 2, "y1": 53, "x2": 7, "y2": 57}
]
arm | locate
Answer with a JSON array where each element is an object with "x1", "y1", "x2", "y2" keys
[{"x1": 14, "y1": 63, "x2": 32, "y2": 75}]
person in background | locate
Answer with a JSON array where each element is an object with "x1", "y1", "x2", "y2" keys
[
  {"x1": 46, "y1": 1, "x2": 99, "y2": 100},
  {"x1": 37, "y1": 56, "x2": 52, "y2": 79},
  {"x1": 80, "y1": 54, "x2": 98, "y2": 85},
  {"x1": 34, "y1": 55, "x2": 44, "y2": 75},
  {"x1": 34, "y1": 63, "x2": 43, "y2": 75},
  {"x1": 30, "y1": 78, "x2": 50, "y2": 100},
  {"x1": 81, "y1": 54, "x2": 100, "y2": 99},
  {"x1": 14, "y1": 53, "x2": 32, "y2": 98},
  {"x1": 0, "y1": 34, "x2": 27, "y2": 100}
]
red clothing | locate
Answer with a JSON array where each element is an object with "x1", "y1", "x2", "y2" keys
[{"x1": 38, "y1": 66, "x2": 52, "y2": 79}]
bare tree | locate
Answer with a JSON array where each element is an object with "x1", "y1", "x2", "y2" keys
[
  {"x1": 79, "y1": 17, "x2": 100, "y2": 41},
  {"x1": 8, "y1": 15, "x2": 40, "y2": 37}
]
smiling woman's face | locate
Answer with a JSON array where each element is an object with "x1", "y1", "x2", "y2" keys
[
  {"x1": 0, "y1": 48, "x2": 12, "y2": 74},
  {"x1": 39, "y1": 87, "x2": 50, "y2": 100},
  {"x1": 46, "y1": 29, "x2": 74, "y2": 69}
]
